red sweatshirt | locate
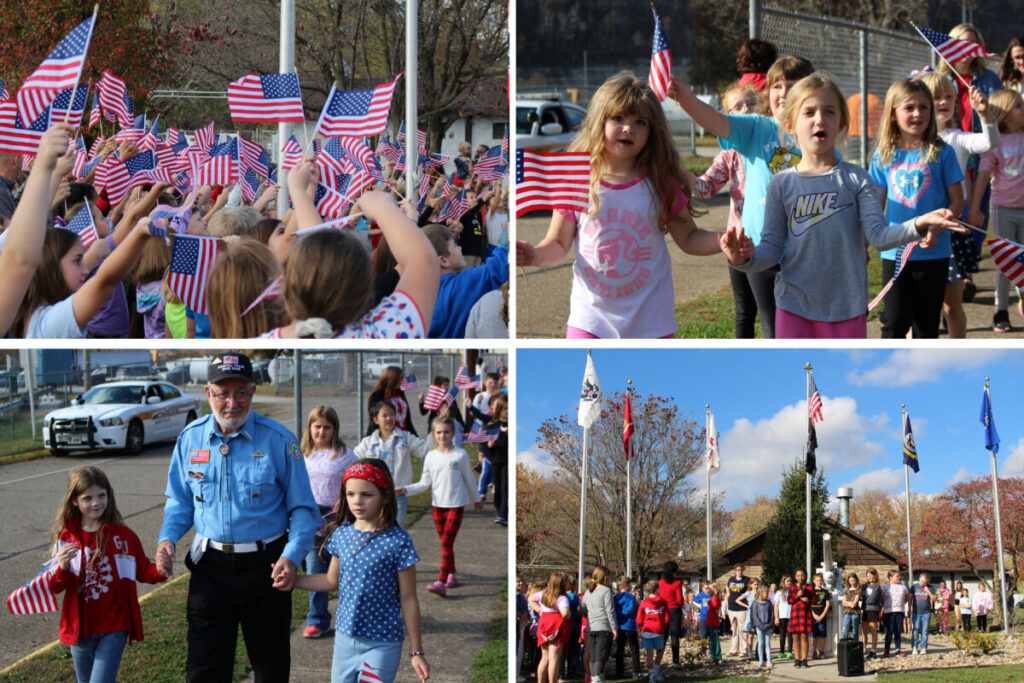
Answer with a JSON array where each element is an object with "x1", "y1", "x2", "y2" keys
[
  {"x1": 48, "y1": 518, "x2": 165, "y2": 645},
  {"x1": 637, "y1": 595, "x2": 670, "y2": 635}
]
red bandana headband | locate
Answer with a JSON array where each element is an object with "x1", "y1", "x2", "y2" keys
[{"x1": 343, "y1": 462, "x2": 389, "y2": 490}]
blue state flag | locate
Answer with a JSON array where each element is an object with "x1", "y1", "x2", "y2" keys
[
  {"x1": 980, "y1": 388, "x2": 1000, "y2": 454},
  {"x1": 902, "y1": 412, "x2": 919, "y2": 473}
]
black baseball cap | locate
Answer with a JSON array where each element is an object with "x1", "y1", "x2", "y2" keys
[{"x1": 208, "y1": 353, "x2": 254, "y2": 384}]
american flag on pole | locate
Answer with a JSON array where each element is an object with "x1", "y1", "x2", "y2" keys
[
  {"x1": 6, "y1": 560, "x2": 59, "y2": 615},
  {"x1": 913, "y1": 23, "x2": 997, "y2": 65},
  {"x1": 514, "y1": 149, "x2": 591, "y2": 217},
  {"x1": 314, "y1": 74, "x2": 402, "y2": 138},
  {"x1": 98, "y1": 70, "x2": 129, "y2": 123},
  {"x1": 868, "y1": 242, "x2": 918, "y2": 311},
  {"x1": 988, "y1": 238, "x2": 1024, "y2": 288},
  {"x1": 62, "y1": 201, "x2": 99, "y2": 248},
  {"x1": 466, "y1": 419, "x2": 501, "y2": 444},
  {"x1": 168, "y1": 234, "x2": 222, "y2": 315},
  {"x1": 501, "y1": 124, "x2": 509, "y2": 159},
  {"x1": 16, "y1": 13, "x2": 96, "y2": 125},
  {"x1": 241, "y1": 274, "x2": 284, "y2": 316},
  {"x1": 400, "y1": 375, "x2": 420, "y2": 391},
  {"x1": 808, "y1": 373, "x2": 824, "y2": 425},
  {"x1": 623, "y1": 393, "x2": 634, "y2": 461},
  {"x1": 228, "y1": 73, "x2": 305, "y2": 123},
  {"x1": 280, "y1": 135, "x2": 304, "y2": 170},
  {"x1": 648, "y1": 6, "x2": 673, "y2": 101},
  {"x1": 474, "y1": 145, "x2": 507, "y2": 180}
]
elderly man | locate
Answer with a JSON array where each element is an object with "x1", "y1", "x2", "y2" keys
[{"x1": 157, "y1": 353, "x2": 318, "y2": 682}]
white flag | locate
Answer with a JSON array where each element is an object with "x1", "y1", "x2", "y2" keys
[
  {"x1": 577, "y1": 351, "x2": 604, "y2": 429},
  {"x1": 706, "y1": 410, "x2": 720, "y2": 474}
]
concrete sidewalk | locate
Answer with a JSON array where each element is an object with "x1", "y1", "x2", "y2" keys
[{"x1": 243, "y1": 505, "x2": 507, "y2": 682}]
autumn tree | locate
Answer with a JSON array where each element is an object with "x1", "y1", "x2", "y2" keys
[
  {"x1": 914, "y1": 476, "x2": 1024, "y2": 628},
  {"x1": 847, "y1": 487, "x2": 943, "y2": 560},
  {"x1": 761, "y1": 459, "x2": 836, "y2": 585},
  {"x1": 521, "y1": 392, "x2": 720, "y2": 580},
  {"x1": 727, "y1": 494, "x2": 777, "y2": 546}
]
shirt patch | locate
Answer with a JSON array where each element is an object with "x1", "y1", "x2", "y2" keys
[
  {"x1": 289, "y1": 440, "x2": 301, "y2": 459},
  {"x1": 252, "y1": 450, "x2": 265, "y2": 458},
  {"x1": 189, "y1": 449, "x2": 210, "y2": 463}
]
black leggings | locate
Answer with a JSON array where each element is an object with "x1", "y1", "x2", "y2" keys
[
  {"x1": 729, "y1": 264, "x2": 778, "y2": 339},
  {"x1": 976, "y1": 614, "x2": 988, "y2": 632},
  {"x1": 778, "y1": 617, "x2": 790, "y2": 653},
  {"x1": 615, "y1": 630, "x2": 641, "y2": 678},
  {"x1": 668, "y1": 606, "x2": 682, "y2": 661},
  {"x1": 961, "y1": 613, "x2": 972, "y2": 631},
  {"x1": 589, "y1": 630, "x2": 613, "y2": 676},
  {"x1": 880, "y1": 257, "x2": 948, "y2": 338}
]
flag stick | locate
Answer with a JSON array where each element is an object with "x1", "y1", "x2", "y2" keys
[
  {"x1": 909, "y1": 20, "x2": 972, "y2": 90},
  {"x1": 986, "y1": 379, "x2": 1010, "y2": 636},
  {"x1": 805, "y1": 362, "x2": 812, "y2": 579},
  {"x1": 705, "y1": 403, "x2": 712, "y2": 582},
  {"x1": 63, "y1": 6, "x2": 99, "y2": 125},
  {"x1": 902, "y1": 404, "x2": 914, "y2": 585},
  {"x1": 626, "y1": 379, "x2": 633, "y2": 581}
]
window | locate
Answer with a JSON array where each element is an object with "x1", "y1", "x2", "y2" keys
[{"x1": 492, "y1": 122, "x2": 505, "y2": 139}]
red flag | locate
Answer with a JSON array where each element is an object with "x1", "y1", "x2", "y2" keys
[{"x1": 623, "y1": 394, "x2": 634, "y2": 460}]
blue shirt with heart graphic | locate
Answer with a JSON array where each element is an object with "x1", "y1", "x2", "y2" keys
[{"x1": 869, "y1": 144, "x2": 962, "y2": 261}]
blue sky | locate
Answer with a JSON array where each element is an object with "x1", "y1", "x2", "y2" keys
[{"x1": 516, "y1": 348, "x2": 1024, "y2": 509}]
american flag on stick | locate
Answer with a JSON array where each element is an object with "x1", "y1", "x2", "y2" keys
[
  {"x1": 86, "y1": 88, "x2": 100, "y2": 130},
  {"x1": 6, "y1": 560, "x2": 59, "y2": 615},
  {"x1": 241, "y1": 274, "x2": 284, "y2": 316},
  {"x1": 238, "y1": 135, "x2": 272, "y2": 177},
  {"x1": 98, "y1": 70, "x2": 129, "y2": 123},
  {"x1": 400, "y1": 375, "x2": 420, "y2": 391},
  {"x1": 454, "y1": 366, "x2": 482, "y2": 390},
  {"x1": 335, "y1": 136, "x2": 383, "y2": 180},
  {"x1": 397, "y1": 122, "x2": 427, "y2": 148},
  {"x1": 0, "y1": 78, "x2": 10, "y2": 102},
  {"x1": 16, "y1": 12, "x2": 96, "y2": 125},
  {"x1": 868, "y1": 242, "x2": 918, "y2": 311},
  {"x1": 168, "y1": 127, "x2": 188, "y2": 155},
  {"x1": 314, "y1": 74, "x2": 402, "y2": 138},
  {"x1": 514, "y1": 149, "x2": 591, "y2": 217},
  {"x1": 62, "y1": 201, "x2": 99, "y2": 248},
  {"x1": 193, "y1": 122, "x2": 215, "y2": 153},
  {"x1": 228, "y1": 73, "x2": 305, "y2": 123},
  {"x1": 648, "y1": 5, "x2": 672, "y2": 101},
  {"x1": 314, "y1": 178, "x2": 351, "y2": 218},
  {"x1": 912, "y1": 22, "x2": 997, "y2": 70},
  {"x1": 50, "y1": 85, "x2": 90, "y2": 128},
  {"x1": 988, "y1": 238, "x2": 1024, "y2": 289},
  {"x1": 439, "y1": 189, "x2": 471, "y2": 222},
  {"x1": 473, "y1": 145, "x2": 507, "y2": 180},
  {"x1": 168, "y1": 234, "x2": 222, "y2": 315},
  {"x1": 280, "y1": 135, "x2": 304, "y2": 170},
  {"x1": 196, "y1": 137, "x2": 240, "y2": 186},
  {"x1": 0, "y1": 101, "x2": 48, "y2": 154},
  {"x1": 465, "y1": 420, "x2": 501, "y2": 444},
  {"x1": 423, "y1": 384, "x2": 459, "y2": 411}
]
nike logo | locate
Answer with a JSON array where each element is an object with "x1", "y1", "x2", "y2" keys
[{"x1": 789, "y1": 191, "x2": 853, "y2": 236}]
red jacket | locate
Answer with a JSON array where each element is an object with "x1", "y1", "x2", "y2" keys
[
  {"x1": 637, "y1": 595, "x2": 670, "y2": 635},
  {"x1": 658, "y1": 578, "x2": 682, "y2": 609},
  {"x1": 48, "y1": 518, "x2": 165, "y2": 645}
]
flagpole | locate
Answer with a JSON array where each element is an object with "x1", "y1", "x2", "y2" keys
[
  {"x1": 804, "y1": 363, "x2": 812, "y2": 579},
  {"x1": 579, "y1": 423, "x2": 589, "y2": 591},
  {"x1": 706, "y1": 403, "x2": 712, "y2": 582},
  {"x1": 63, "y1": 5, "x2": 99, "y2": 126},
  {"x1": 277, "y1": 0, "x2": 294, "y2": 217},
  {"x1": 405, "y1": 0, "x2": 418, "y2": 204},
  {"x1": 986, "y1": 379, "x2": 1010, "y2": 636},
  {"x1": 902, "y1": 404, "x2": 913, "y2": 584},
  {"x1": 626, "y1": 380, "x2": 633, "y2": 581}
]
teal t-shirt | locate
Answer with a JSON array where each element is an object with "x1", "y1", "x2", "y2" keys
[{"x1": 869, "y1": 143, "x2": 963, "y2": 261}]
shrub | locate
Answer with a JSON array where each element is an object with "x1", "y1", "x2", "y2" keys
[{"x1": 951, "y1": 630, "x2": 1000, "y2": 654}]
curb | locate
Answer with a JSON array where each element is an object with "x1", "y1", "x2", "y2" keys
[
  {"x1": 0, "y1": 449, "x2": 49, "y2": 466},
  {"x1": 0, "y1": 572, "x2": 189, "y2": 677}
]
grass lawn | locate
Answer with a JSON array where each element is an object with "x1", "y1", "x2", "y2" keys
[
  {"x1": 877, "y1": 664, "x2": 1024, "y2": 682},
  {"x1": 606, "y1": 676, "x2": 766, "y2": 683},
  {"x1": 471, "y1": 581, "x2": 507, "y2": 683}
]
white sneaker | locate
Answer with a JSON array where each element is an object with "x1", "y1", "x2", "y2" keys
[
  {"x1": 921, "y1": 648, "x2": 927, "y2": 655},
  {"x1": 912, "y1": 647, "x2": 919, "y2": 655}
]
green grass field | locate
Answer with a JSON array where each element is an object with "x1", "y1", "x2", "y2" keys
[
  {"x1": 471, "y1": 581, "x2": 508, "y2": 683},
  {"x1": 877, "y1": 664, "x2": 1024, "y2": 682}
]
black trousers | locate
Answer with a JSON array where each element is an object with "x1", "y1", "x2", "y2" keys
[
  {"x1": 880, "y1": 258, "x2": 947, "y2": 339},
  {"x1": 589, "y1": 630, "x2": 614, "y2": 676},
  {"x1": 185, "y1": 537, "x2": 292, "y2": 682},
  {"x1": 976, "y1": 614, "x2": 988, "y2": 632},
  {"x1": 615, "y1": 629, "x2": 641, "y2": 677},
  {"x1": 668, "y1": 606, "x2": 683, "y2": 660},
  {"x1": 729, "y1": 264, "x2": 779, "y2": 339},
  {"x1": 492, "y1": 460, "x2": 508, "y2": 520}
]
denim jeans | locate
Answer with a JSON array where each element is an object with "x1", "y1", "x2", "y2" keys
[
  {"x1": 303, "y1": 545, "x2": 331, "y2": 630},
  {"x1": 841, "y1": 613, "x2": 861, "y2": 640},
  {"x1": 69, "y1": 630, "x2": 127, "y2": 683},
  {"x1": 396, "y1": 493, "x2": 408, "y2": 529},
  {"x1": 756, "y1": 626, "x2": 771, "y2": 663},
  {"x1": 477, "y1": 457, "x2": 492, "y2": 496},
  {"x1": 912, "y1": 612, "x2": 930, "y2": 650},
  {"x1": 331, "y1": 633, "x2": 402, "y2": 683}
]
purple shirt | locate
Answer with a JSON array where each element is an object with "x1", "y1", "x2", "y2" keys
[
  {"x1": 86, "y1": 235, "x2": 129, "y2": 337},
  {"x1": 304, "y1": 447, "x2": 357, "y2": 507}
]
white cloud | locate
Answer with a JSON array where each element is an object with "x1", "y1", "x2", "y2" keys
[
  {"x1": 838, "y1": 467, "x2": 903, "y2": 495},
  {"x1": 516, "y1": 446, "x2": 560, "y2": 476},
  {"x1": 845, "y1": 350, "x2": 1011, "y2": 387},
  {"x1": 946, "y1": 466, "x2": 973, "y2": 487},
  {"x1": 716, "y1": 396, "x2": 886, "y2": 507},
  {"x1": 1001, "y1": 438, "x2": 1024, "y2": 477}
]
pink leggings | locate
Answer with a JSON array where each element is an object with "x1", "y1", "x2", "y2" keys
[
  {"x1": 775, "y1": 308, "x2": 867, "y2": 339},
  {"x1": 566, "y1": 325, "x2": 674, "y2": 339}
]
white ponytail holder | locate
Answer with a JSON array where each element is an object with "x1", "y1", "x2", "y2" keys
[{"x1": 294, "y1": 317, "x2": 334, "y2": 338}]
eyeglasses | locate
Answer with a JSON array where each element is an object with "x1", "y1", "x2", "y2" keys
[{"x1": 209, "y1": 389, "x2": 254, "y2": 403}]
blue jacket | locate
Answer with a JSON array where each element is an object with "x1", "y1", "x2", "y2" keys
[
  {"x1": 614, "y1": 590, "x2": 638, "y2": 631},
  {"x1": 428, "y1": 245, "x2": 508, "y2": 338}
]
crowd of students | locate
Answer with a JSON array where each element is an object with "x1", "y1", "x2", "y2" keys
[{"x1": 0, "y1": 127, "x2": 509, "y2": 339}]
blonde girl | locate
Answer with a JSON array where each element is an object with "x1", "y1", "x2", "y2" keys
[
  {"x1": 669, "y1": 56, "x2": 817, "y2": 338},
  {"x1": 840, "y1": 572, "x2": 863, "y2": 640},
  {"x1": 775, "y1": 574, "x2": 793, "y2": 659},
  {"x1": 869, "y1": 78, "x2": 966, "y2": 338},
  {"x1": 44, "y1": 467, "x2": 166, "y2": 682},
  {"x1": 289, "y1": 459, "x2": 428, "y2": 682},
  {"x1": 722, "y1": 74, "x2": 962, "y2": 337},
  {"x1": 397, "y1": 416, "x2": 482, "y2": 597},
  {"x1": 299, "y1": 405, "x2": 357, "y2": 639},
  {"x1": 917, "y1": 71, "x2": 1000, "y2": 337},
  {"x1": 752, "y1": 585, "x2": 774, "y2": 667},
  {"x1": 530, "y1": 572, "x2": 571, "y2": 683},
  {"x1": 517, "y1": 71, "x2": 734, "y2": 339},
  {"x1": 936, "y1": 23, "x2": 1004, "y2": 133},
  {"x1": 969, "y1": 90, "x2": 1024, "y2": 331},
  {"x1": 206, "y1": 239, "x2": 286, "y2": 338}
]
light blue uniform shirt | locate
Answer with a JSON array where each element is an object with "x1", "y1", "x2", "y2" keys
[{"x1": 158, "y1": 411, "x2": 319, "y2": 566}]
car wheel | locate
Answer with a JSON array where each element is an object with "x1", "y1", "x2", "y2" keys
[
  {"x1": 124, "y1": 420, "x2": 144, "y2": 455},
  {"x1": 185, "y1": 410, "x2": 197, "y2": 425},
  {"x1": 49, "y1": 445, "x2": 67, "y2": 457}
]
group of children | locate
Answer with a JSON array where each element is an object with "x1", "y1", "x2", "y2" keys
[
  {"x1": 18, "y1": 372, "x2": 509, "y2": 682},
  {"x1": 0, "y1": 125, "x2": 510, "y2": 339},
  {"x1": 517, "y1": 29, "x2": 1024, "y2": 339},
  {"x1": 516, "y1": 562, "x2": 1004, "y2": 681}
]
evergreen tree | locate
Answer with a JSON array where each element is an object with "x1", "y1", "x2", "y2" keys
[{"x1": 761, "y1": 458, "x2": 835, "y2": 585}]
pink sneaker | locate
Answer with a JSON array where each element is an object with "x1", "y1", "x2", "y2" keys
[
  {"x1": 427, "y1": 580, "x2": 447, "y2": 597},
  {"x1": 446, "y1": 573, "x2": 459, "y2": 588},
  {"x1": 302, "y1": 625, "x2": 325, "y2": 638}
]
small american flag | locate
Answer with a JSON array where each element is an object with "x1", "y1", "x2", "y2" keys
[
  {"x1": 61, "y1": 201, "x2": 99, "y2": 248},
  {"x1": 86, "y1": 88, "x2": 100, "y2": 130},
  {"x1": 913, "y1": 24, "x2": 997, "y2": 65},
  {"x1": 358, "y1": 661, "x2": 384, "y2": 683},
  {"x1": 0, "y1": 77, "x2": 9, "y2": 102},
  {"x1": 98, "y1": 70, "x2": 129, "y2": 123},
  {"x1": 138, "y1": 116, "x2": 160, "y2": 151},
  {"x1": 474, "y1": 145, "x2": 507, "y2": 180},
  {"x1": 466, "y1": 420, "x2": 500, "y2": 444},
  {"x1": 71, "y1": 137, "x2": 88, "y2": 178},
  {"x1": 342, "y1": 169, "x2": 377, "y2": 204},
  {"x1": 88, "y1": 135, "x2": 106, "y2": 158},
  {"x1": 0, "y1": 101, "x2": 48, "y2": 154},
  {"x1": 808, "y1": 373, "x2": 824, "y2": 425},
  {"x1": 648, "y1": 7, "x2": 672, "y2": 102},
  {"x1": 501, "y1": 124, "x2": 509, "y2": 159},
  {"x1": 239, "y1": 135, "x2": 272, "y2": 177},
  {"x1": 16, "y1": 13, "x2": 95, "y2": 125},
  {"x1": 96, "y1": 150, "x2": 169, "y2": 206},
  {"x1": 315, "y1": 74, "x2": 402, "y2": 138},
  {"x1": 439, "y1": 189, "x2": 471, "y2": 222},
  {"x1": 318, "y1": 137, "x2": 355, "y2": 177},
  {"x1": 868, "y1": 242, "x2": 919, "y2": 311},
  {"x1": 422, "y1": 384, "x2": 449, "y2": 411},
  {"x1": 375, "y1": 137, "x2": 402, "y2": 164},
  {"x1": 49, "y1": 84, "x2": 90, "y2": 128},
  {"x1": 314, "y1": 178, "x2": 351, "y2": 218},
  {"x1": 335, "y1": 136, "x2": 383, "y2": 180},
  {"x1": 988, "y1": 237, "x2": 1024, "y2": 289},
  {"x1": 228, "y1": 73, "x2": 305, "y2": 123},
  {"x1": 400, "y1": 375, "x2": 420, "y2": 391},
  {"x1": 397, "y1": 122, "x2": 427, "y2": 148},
  {"x1": 280, "y1": 135, "x2": 304, "y2": 170},
  {"x1": 6, "y1": 560, "x2": 59, "y2": 615},
  {"x1": 240, "y1": 167, "x2": 261, "y2": 203},
  {"x1": 168, "y1": 127, "x2": 189, "y2": 155},
  {"x1": 241, "y1": 274, "x2": 284, "y2": 316},
  {"x1": 196, "y1": 137, "x2": 240, "y2": 186},
  {"x1": 454, "y1": 366, "x2": 482, "y2": 390},
  {"x1": 514, "y1": 149, "x2": 591, "y2": 217},
  {"x1": 194, "y1": 122, "x2": 215, "y2": 153},
  {"x1": 168, "y1": 234, "x2": 222, "y2": 315}
]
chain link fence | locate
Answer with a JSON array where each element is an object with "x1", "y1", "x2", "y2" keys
[{"x1": 759, "y1": 5, "x2": 935, "y2": 166}]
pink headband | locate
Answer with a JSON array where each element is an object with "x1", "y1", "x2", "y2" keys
[{"x1": 343, "y1": 462, "x2": 389, "y2": 490}]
